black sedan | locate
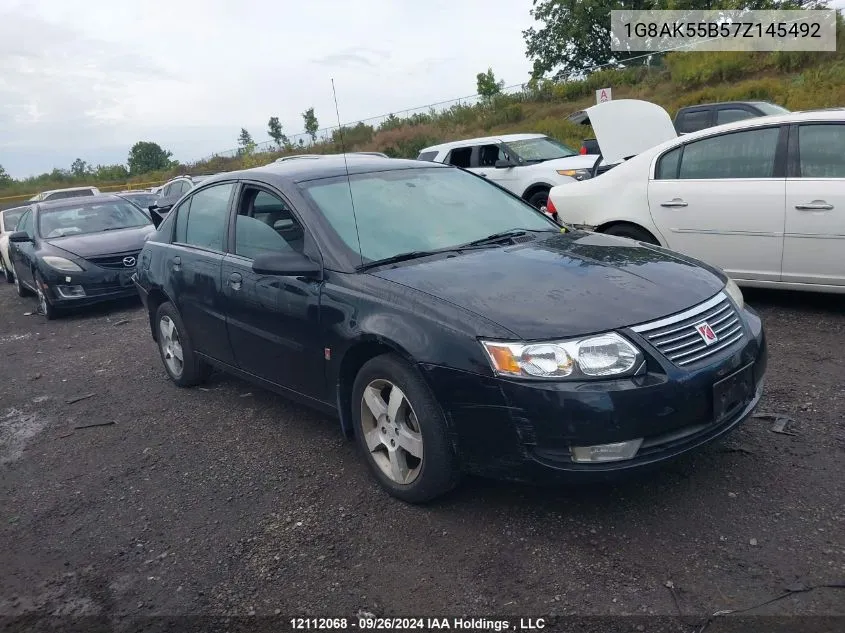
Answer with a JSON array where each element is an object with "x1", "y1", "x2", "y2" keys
[
  {"x1": 134, "y1": 156, "x2": 767, "y2": 503},
  {"x1": 9, "y1": 195, "x2": 155, "y2": 319}
]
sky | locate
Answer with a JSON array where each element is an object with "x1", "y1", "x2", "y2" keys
[{"x1": 0, "y1": 0, "x2": 535, "y2": 178}]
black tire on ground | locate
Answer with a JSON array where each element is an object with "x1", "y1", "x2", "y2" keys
[
  {"x1": 154, "y1": 301, "x2": 211, "y2": 387},
  {"x1": 527, "y1": 189, "x2": 550, "y2": 210},
  {"x1": 34, "y1": 273, "x2": 58, "y2": 320},
  {"x1": 13, "y1": 270, "x2": 31, "y2": 297},
  {"x1": 603, "y1": 224, "x2": 659, "y2": 245},
  {"x1": 1, "y1": 259, "x2": 13, "y2": 284},
  {"x1": 351, "y1": 353, "x2": 460, "y2": 503}
]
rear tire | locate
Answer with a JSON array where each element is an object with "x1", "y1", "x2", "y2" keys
[
  {"x1": 603, "y1": 224, "x2": 659, "y2": 245},
  {"x1": 155, "y1": 302, "x2": 211, "y2": 387},
  {"x1": 351, "y1": 353, "x2": 459, "y2": 503}
]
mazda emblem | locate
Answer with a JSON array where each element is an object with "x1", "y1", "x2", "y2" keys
[{"x1": 123, "y1": 257, "x2": 136, "y2": 268}]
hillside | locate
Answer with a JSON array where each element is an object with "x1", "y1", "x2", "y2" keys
[{"x1": 4, "y1": 44, "x2": 845, "y2": 202}]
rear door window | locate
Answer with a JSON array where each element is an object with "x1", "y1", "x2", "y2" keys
[
  {"x1": 445, "y1": 147, "x2": 472, "y2": 168},
  {"x1": 175, "y1": 183, "x2": 235, "y2": 251},
  {"x1": 678, "y1": 127, "x2": 780, "y2": 179}
]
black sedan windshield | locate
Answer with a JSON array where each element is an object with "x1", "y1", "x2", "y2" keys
[
  {"x1": 38, "y1": 201, "x2": 152, "y2": 238},
  {"x1": 302, "y1": 167, "x2": 558, "y2": 263}
]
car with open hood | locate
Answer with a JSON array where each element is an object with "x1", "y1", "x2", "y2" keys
[
  {"x1": 8, "y1": 194, "x2": 155, "y2": 318},
  {"x1": 133, "y1": 155, "x2": 766, "y2": 503},
  {"x1": 547, "y1": 100, "x2": 845, "y2": 293}
]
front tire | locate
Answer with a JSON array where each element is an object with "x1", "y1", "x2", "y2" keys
[
  {"x1": 351, "y1": 354, "x2": 459, "y2": 503},
  {"x1": 603, "y1": 224, "x2": 659, "y2": 245},
  {"x1": 155, "y1": 302, "x2": 211, "y2": 387},
  {"x1": 14, "y1": 270, "x2": 31, "y2": 297},
  {"x1": 35, "y1": 274, "x2": 58, "y2": 320}
]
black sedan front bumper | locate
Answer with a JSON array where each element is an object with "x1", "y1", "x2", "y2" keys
[
  {"x1": 420, "y1": 306, "x2": 767, "y2": 483},
  {"x1": 38, "y1": 265, "x2": 139, "y2": 308}
]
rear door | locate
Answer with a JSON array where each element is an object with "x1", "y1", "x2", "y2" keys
[
  {"x1": 220, "y1": 183, "x2": 325, "y2": 399},
  {"x1": 647, "y1": 125, "x2": 786, "y2": 281},
  {"x1": 169, "y1": 182, "x2": 237, "y2": 364},
  {"x1": 782, "y1": 122, "x2": 845, "y2": 286}
]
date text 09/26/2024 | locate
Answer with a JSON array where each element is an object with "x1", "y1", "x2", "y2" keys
[{"x1": 290, "y1": 617, "x2": 547, "y2": 631}]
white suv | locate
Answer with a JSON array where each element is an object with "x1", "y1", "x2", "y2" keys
[{"x1": 417, "y1": 134, "x2": 599, "y2": 210}]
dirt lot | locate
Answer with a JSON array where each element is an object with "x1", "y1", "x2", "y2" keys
[{"x1": 0, "y1": 281, "x2": 843, "y2": 632}]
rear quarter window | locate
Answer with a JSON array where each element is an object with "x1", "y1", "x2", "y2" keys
[{"x1": 416, "y1": 151, "x2": 438, "y2": 162}]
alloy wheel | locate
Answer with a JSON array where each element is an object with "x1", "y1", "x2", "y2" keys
[
  {"x1": 360, "y1": 379, "x2": 424, "y2": 485},
  {"x1": 159, "y1": 315, "x2": 184, "y2": 377}
]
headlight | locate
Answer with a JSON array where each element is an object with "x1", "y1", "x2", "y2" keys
[
  {"x1": 725, "y1": 277, "x2": 744, "y2": 310},
  {"x1": 556, "y1": 168, "x2": 592, "y2": 181},
  {"x1": 42, "y1": 255, "x2": 83, "y2": 272},
  {"x1": 481, "y1": 332, "x2": 642, "y2": 379}
]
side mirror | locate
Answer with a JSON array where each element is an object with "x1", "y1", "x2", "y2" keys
[
  {"x1": 494, "y1": 159, "x2": 514, "y2": 169},
  {"x1": 148, "y1": 209, "x2": 166, "y2": 229},
  {"x1": 8, "y1": 231, "x2": 31, "y2": 243},
  {"x1": 252, "y1": 251, "x2": 322, "y2": 279}
]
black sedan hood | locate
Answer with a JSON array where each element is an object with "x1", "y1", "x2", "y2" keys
[
  {"x1": 46, "y1": 225, "x2": 155, "y2": 259},
  {"x1": 371, "y1": 231, "x2": 726, "y2": 340}
]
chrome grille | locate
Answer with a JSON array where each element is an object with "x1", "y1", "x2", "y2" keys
[
  {"x1": 87, "y1": 250, "x2": 140, "y2": 270},
  {"x1": 631, "y1": 292, "x2": 744, "y2": 367}
]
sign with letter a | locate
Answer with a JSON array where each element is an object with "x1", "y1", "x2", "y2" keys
[{"x1": 596, "y1": 87, "x2": 612, "y2": 104}]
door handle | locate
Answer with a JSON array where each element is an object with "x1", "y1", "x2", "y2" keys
[
  {"x1": 795, "y1": 200, "x2": 833, "y2": 211},
  {"x1": 228, "y1": 272, "x2": 242, "y2": 291},
  {"x1": 172, "y1": 256, "x2": 181, "y2": 271},
  {"x1": 479, "y1": 173, "x2": 488, "y2": 178},
  {"x1": 660, "y1": 198, "x2": 688, "y2": 208}
]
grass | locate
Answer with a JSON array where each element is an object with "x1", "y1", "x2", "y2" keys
[{"x1": 4, "y1": 39, "x2": 845, "y2": 201}]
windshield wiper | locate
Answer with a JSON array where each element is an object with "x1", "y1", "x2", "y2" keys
[
  {"x1": 358, "y1": 243, "x2": 498, "y2": 271},
  {"x1": 457, "y1": 229, "x2": 537, "y2": 248}
]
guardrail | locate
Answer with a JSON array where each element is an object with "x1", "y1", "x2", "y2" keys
[{"x1": 0, "y1": 179, "x2": 168, "y2": 205}]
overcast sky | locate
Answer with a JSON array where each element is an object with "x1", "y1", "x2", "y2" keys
[{"x1": 0, "y1": 0, "x2": 535, "y2": 178}]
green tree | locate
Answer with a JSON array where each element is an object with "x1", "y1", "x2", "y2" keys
[
  {"x1": 0, "y1": 164, "x2": 11, "y2": 185},
  {"x1": 523, "y1": 0, "x2": 810, "y2": 81},
  {"x1": 302, "y1": 107, "x2": 319, "y2": 143},
  {"x1": 267, "y1": 116, "x2": 290, "y2": 149},
  {"x1": 70, "y1": 158, "x2": 89, "y2": 177},
  {"x1": 238, "y1": 128, "x2": 256, "y2": 155},
  {"x1": 128, "y1": 142, "x2": 173, "y2": 175},
  {"x1": 476, "y1": 68, "x2": 505, "y2": 98}
]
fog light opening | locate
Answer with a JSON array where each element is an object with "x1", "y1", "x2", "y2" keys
[
  {"x1": 570, "y1": 438, "x2": 643, "y2": 463},
  {"x1": 56, "y1": 285, "x2": 86, "y2": 299}
]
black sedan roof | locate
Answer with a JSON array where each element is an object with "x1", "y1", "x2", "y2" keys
[
  {"x1": 34, "y1": 193, "x2": 125, "y2": 211},
  {"x1": 203, "y1": 156, "x2": 447, "y2": 188}
]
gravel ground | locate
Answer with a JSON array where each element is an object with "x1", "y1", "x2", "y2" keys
[{"x1": 0, "y1": 282, "x2": 843, "y2": 632}]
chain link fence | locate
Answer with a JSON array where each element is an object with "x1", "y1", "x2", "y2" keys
[{"x1": 198, "y1": 83, "x2": 535, "y2": 162}]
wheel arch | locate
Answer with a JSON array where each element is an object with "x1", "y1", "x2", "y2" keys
[
  {"x1": 521, "y1": 182, "x2": 553, "y2": 201},
  {"x1": 146, "y1": 287, "x2": 177, "y2": 342},
  {"x1": 334, "y1": 335, "x2": 417, "y2": 439}
]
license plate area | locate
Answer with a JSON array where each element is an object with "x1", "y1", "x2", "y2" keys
[{"x1": 713, "y1": 363, "x2": 754, "y2": 423}]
